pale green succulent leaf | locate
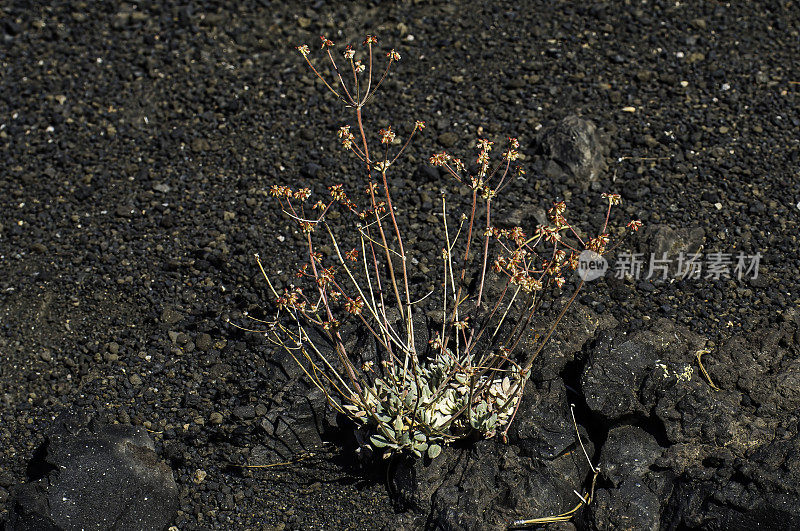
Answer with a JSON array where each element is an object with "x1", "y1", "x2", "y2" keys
[
  {"x1": 371, "y1": 434, "x2": 390, "y2": 448},
  {"x1": 428, "y1": 444, "x2": 442, "y2": 459}
]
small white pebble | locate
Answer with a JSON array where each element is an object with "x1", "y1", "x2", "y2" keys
[
  {"x1": 680, "y1": 80, "x2": 689, "y2": 87},
  {"x1": 721, "y1": 83, "x2": 730, "y2": 90},
  {"x1": 714, "y1": 202, "x2": 723, "y2": 210},
  {"x1": 622, "y1": 106, "x2": 636, "y2": 113}
]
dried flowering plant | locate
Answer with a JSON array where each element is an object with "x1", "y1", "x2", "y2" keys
[{"x1": 234, "y1": 35, "x2": 641, "y2": 459}]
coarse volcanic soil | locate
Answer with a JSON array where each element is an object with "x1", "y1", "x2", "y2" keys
[{"x1": 1, "y1": 1, "x2": 799, "y2": 530}]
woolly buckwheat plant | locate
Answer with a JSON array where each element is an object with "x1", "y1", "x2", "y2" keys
[{"x1": 236, "y1": 35, "x2": 641, "y2": 459}]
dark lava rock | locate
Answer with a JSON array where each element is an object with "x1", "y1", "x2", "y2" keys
[
  {"x1": 300, "y1": 162, "x2": 322, "y2": 178},
  {"x1": 536, "y1": 115, "x2": 607, "y2": 184},
  {"x1": 508, "y1": 380, "x2": 583, "y2": 460},
  {"x1": 639, "y1": 224, "x2": 706, "y2": 277},
  {"x1": 258, "y1": 388, "x2": 336, "y2": 461},
  {"x1": 702, "y1": 313, "x2": 800, "y2": 413},
  {"x1": 392, "y1": 436, "x2": 593, "y2": 530},
  {"x1": 232, "y1": 404, "x2": 256, "y2": 420},
  {"x1": 114, "y1": 204, "x2": 136, "y2": 218},
  {"x1": 414, "y1": 162, "x2": 440, "y2": 183},
  {"x1": 581, "y1": 318, "x2": 706, "y2": 419},
  {"x1": 437, "y1": 131, "x2": 458, "y2": 148},
  {"x1": 533, "y1": 301, "x2": 618, "y2": 381},
  {"x1": 195, "y1": 332, "x2": 213, "y2": 351},
  {"x1": 160, "y1": 307, "x2": 184, "y2": 326},
  {"x1": 599, "y1": 426, "x2": 663, "y2": 488},
  {"x1": 7, "y1": 410, "x2": 178, "y2": 531},
  {"x1": 496, "y1": 204, "x2": 547, "y2": 231},
  {"x1": 589, "y1": 425, "x2": 671, "y2": 530},
  {"x1": 582, "y1": 316, "x2": 800, "y2": 528}
]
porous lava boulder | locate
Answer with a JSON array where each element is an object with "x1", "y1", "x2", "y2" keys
[
  {"x1": 589, "y1": 425, "x2": 671, "y2": 531},
  {"x1": 536, "y1": 115, "x2": 608, "y2": 184},
  {"x1": 637, "y1": 224, "x2": 706, "y2": 277},
  {"x1": 7, "y1": 411, "x2": 178, "y2": 531},
  {"x1": 580, "y1": 316, "x2": 800, "y2": 529},
  {"x1": 581, "y1": 318, "x2": 707, "y2": 420},
  {"x1": 256, "y1": 387, "x2": 337, "y2": 461},
  {"x1": 391, "y1": 381, "x2": 595, "y2": 530}
]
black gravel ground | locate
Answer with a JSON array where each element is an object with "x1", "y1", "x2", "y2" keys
[{"x1": 1, "y1": 1, "x2": 799, "y2": 530}]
